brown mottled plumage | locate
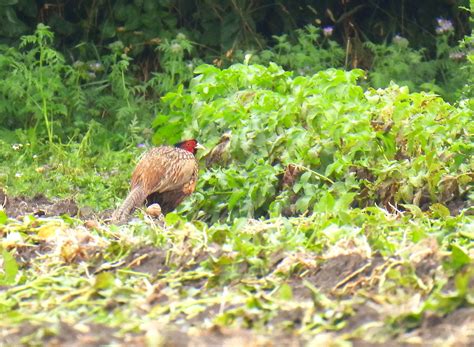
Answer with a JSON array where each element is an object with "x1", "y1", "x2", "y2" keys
[
  {"x1": 205, "y1": 132, "x2": 231, "y2": 168},
  {"x1": 112, "y1": 139, "x2": 203, "y2": 223}
]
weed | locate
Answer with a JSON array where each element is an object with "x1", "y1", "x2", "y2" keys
[{"x1": 154, "y1": 63, "x2": 472, "y2": 223}]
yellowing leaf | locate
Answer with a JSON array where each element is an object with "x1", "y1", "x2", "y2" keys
[
  {"x1": 37, "y1": 223, "x2": 65, "y2": 239},
  {"x1": 94, "y1": 272, "x2": 115, "y2": 290}
]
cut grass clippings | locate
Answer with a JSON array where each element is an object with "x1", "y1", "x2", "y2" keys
[{"x1": 1, "y1": 202, "x2": 473, "y2": 346}]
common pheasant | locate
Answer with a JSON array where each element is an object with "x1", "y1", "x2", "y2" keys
[
  {"x1": 112, "y1": 139, "x2": 204, "y2": 223},
  {"x1": 205, "y1": 132, "x2": 231, "y2": 168}
]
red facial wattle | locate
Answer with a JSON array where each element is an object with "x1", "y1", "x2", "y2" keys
[{"x1": 175, "y1": 139, "x2": 199, "y2": 155}]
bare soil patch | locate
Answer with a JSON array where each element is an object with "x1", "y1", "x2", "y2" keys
[
  {"x1": 400, "y1": 307, "x2": 474, "y2": 346},
  {"x1": 1, "y1": 322, "x2": 135, "y2": 347},
  {"x1": 289, "y1": 253, "x2": 384, "y2": 300},
  {"x1": 1, "y1": 189, "x2": 78, "y2": 219},
  {"x1": 12, "y1": 242, "x2": 53, "y2": 267},
  {"x1": 123, "y1": 245, "x2": 169, "y2": 275},
  {"x1": 1, "y1": 322, "x2": 304, "y2": 346}
]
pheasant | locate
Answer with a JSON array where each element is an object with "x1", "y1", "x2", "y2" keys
[
  {"x1": 112, "y1": 139, "x2": 204, "y2": 223},
  {"x1": 205, "y1": 132, "x2": 231, "y2": 168}
]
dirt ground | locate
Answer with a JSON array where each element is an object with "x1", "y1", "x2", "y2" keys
[
  {"x1": 0, "y1": 189, "x2": 77, "y2": 218},
  {"x1": 1, "y1": 190, "x2": 473, "y2": 347},
  {"x1": 0, "y1": 188, "x2": 113, "y2": 220}
]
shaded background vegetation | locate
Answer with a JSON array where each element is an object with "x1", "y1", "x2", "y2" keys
[
  {"x1": 2, "y1": 1, "x2": 471, "y2": 57},
  {"x1": 0, "y1": 1, "x2": 471, "y2": 135},
  {"x1": 1, "y1": 1, "x2": 472, "y2": 86}
]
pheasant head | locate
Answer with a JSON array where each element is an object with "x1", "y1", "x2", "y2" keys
[{"x1": 175, "y1": 139, "x2": 205, "y2": 155}]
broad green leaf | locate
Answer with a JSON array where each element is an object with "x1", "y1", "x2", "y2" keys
[
  {"x1": 165, "y1": 212, "x2": 182, "y2": 225},
  {"x1": 295, "y1": 196, "x2": 311, "y2": 213},
  {"x1": 277, "y1": 283, "x2": 293, "y2": 301},
  {"x1": 228, "y1": 191, "x2": 246, "y2": 211},
  {"x1": 430, "y1": 203, "x2": 451, "y2": 218},
  {"x1": 0, "y1": 250, "x2": 19, "y2": 285},
  {"x1": 315, "y1": 192, "x2": 335, "y2": 213},
  {"x1": 449, "y1": 244, "x2": 471, "y2": 270},
  {"x1": 0, "y1": 210, "x2": 7, "y2": 224}
]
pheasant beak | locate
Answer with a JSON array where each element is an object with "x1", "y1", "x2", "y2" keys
[{"x1": 195, "y1": 142, "x2": 206, "y2": 151}]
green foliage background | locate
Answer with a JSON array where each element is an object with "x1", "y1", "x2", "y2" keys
[
  {"x1": 157, "y1": 64, "x2": 472, "y2": 223},
  {"x1": 0, "y1": 0, "x2": 472, "y2": 103},
  {"x1": 0, "y1": 1, "x2": 473, "y2": 345},
  {"x1": 0, "y1": 0, "x2": 471, "y2": 214}
]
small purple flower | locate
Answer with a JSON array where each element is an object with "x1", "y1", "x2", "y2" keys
[
  {"x1": 323, "y1": 26, "x2": 334, "y2": 37},
  {"x1": 435, "y1": 18, "x2": 454, "y2": 34},
  {"x1": 137, "y1": 143, "x2": 146, "y2": 148}
]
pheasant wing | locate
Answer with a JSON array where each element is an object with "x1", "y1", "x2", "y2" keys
[{"x1": 131, "y1": 146, "x2": 198, "y2": 195}]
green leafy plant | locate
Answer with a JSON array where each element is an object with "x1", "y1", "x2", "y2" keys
[
  {"x1": 235, "y1": 24, "x2": 345, "y2": 75},
  {"x1": 0, "y1": 24, "x2": 73, "y2": 143},
  {"x1": 154, "y1": 63, "x2": 472, "y2": 223},
  {"x1": 366, "y1": 20, "x2": 472, "y2": 102},
  {"x1": 0, "y1": 25, "x2": 157, "y2": 147},
  {"x1": 365, "y1": 36, "x2": 436, "y2": 94},
  {"x1": 147, "y1": 33, "x2": 202, "y2": 95}
]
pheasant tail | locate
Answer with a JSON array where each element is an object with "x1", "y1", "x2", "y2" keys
[{"x1": 112, "y1": 185, "x2": 147, "y2": 222}]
